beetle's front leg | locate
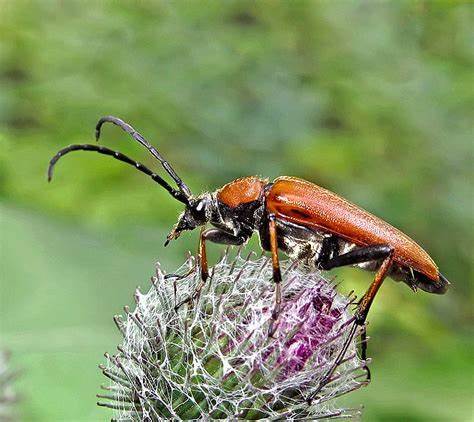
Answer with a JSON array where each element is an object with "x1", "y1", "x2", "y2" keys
[
  {"x1": 268, "y1": 214, "x2": 282, "y2": 337},
  {"x1": 175, "y1": 228, "x2": 248, "y2": 310},
  {"x1": 192, "y1": 227, "x2": 212, "y2": 302}
]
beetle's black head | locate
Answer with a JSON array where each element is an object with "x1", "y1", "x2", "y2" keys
[{"x1": 164, "y1": 194, "x2": 213, "y2": 246}]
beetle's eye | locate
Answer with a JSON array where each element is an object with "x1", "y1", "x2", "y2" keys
[
  {"x1": 195, "y1": 200, "x2": 205, "y2": 212},
  {"x1": 192, "y1": 198, "x2": 208, "y2": 223}
]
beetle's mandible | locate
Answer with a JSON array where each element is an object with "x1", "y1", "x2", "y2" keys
[{"x1": 48, "y1": 116, "x2": 450, "y2": 366}]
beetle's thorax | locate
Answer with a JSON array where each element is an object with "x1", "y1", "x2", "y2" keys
[
  {"x1": 209, "y1": 190, "x2": 265, "y2": 236},
  {"x1": 207, "y1": 176, "x2": 269, "y2": 236}
]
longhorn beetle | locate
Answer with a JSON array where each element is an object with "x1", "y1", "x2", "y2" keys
[{"x1": 48, "y1": 116, "x2": 449, "y2": 369}]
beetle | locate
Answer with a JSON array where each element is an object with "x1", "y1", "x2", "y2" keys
[{"x1": 48, "y1": 116, "x2": 449, "y2": 362}]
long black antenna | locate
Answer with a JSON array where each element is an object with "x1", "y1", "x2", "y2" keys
[
  {"x1": 95, "y1": 116, "x2": 192, "y2": 199},
  {"x1": 47, "y1": 144, "x2": 189, "y2": 204}
]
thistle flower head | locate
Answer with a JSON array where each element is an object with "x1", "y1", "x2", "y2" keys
[{"x1": 98, "y1": 251, "x2": 368, "y2": 420}]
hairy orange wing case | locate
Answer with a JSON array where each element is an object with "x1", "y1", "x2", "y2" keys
[{"x1": 266, "y1": 176, "x2": 439, "y2": 280}]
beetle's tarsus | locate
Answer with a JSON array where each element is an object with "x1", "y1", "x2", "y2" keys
[{"x1": 267, "y1": 319, "x2": 279, "y2": 338}]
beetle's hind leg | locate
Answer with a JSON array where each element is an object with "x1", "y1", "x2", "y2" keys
[
  {"x1": 319, "y1": 244, "x2": 394, "y2": 375},
  {"x1": 359, "y1": 324, "x2": 371, "y2": 380},
  {"x1": 319, "y1": 244, "x2": 394, "y2": 324}
]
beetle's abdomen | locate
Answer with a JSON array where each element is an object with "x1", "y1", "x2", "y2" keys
[
  {"x1": 217, "y1": 176, "x2": 268, "y2": 208},
  {"x1": 266, "y1": 176, "x2": 439, "y2": 281}
]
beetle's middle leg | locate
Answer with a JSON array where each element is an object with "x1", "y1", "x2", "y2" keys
[
  {"x1": 175, "y1": 228, "x2": 248, "y2": 310},
  {"x1": 268, "y1": 213, "x2": 282, "y2": 337}
]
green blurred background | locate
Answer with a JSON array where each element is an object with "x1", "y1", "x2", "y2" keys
[{"x1": 0, "y1": 1, "x2": 473, "y2": 420}]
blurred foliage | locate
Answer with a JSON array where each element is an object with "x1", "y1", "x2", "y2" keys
[{"x1": 0, "y1": 1, "x2": 473, "y2": 420}]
